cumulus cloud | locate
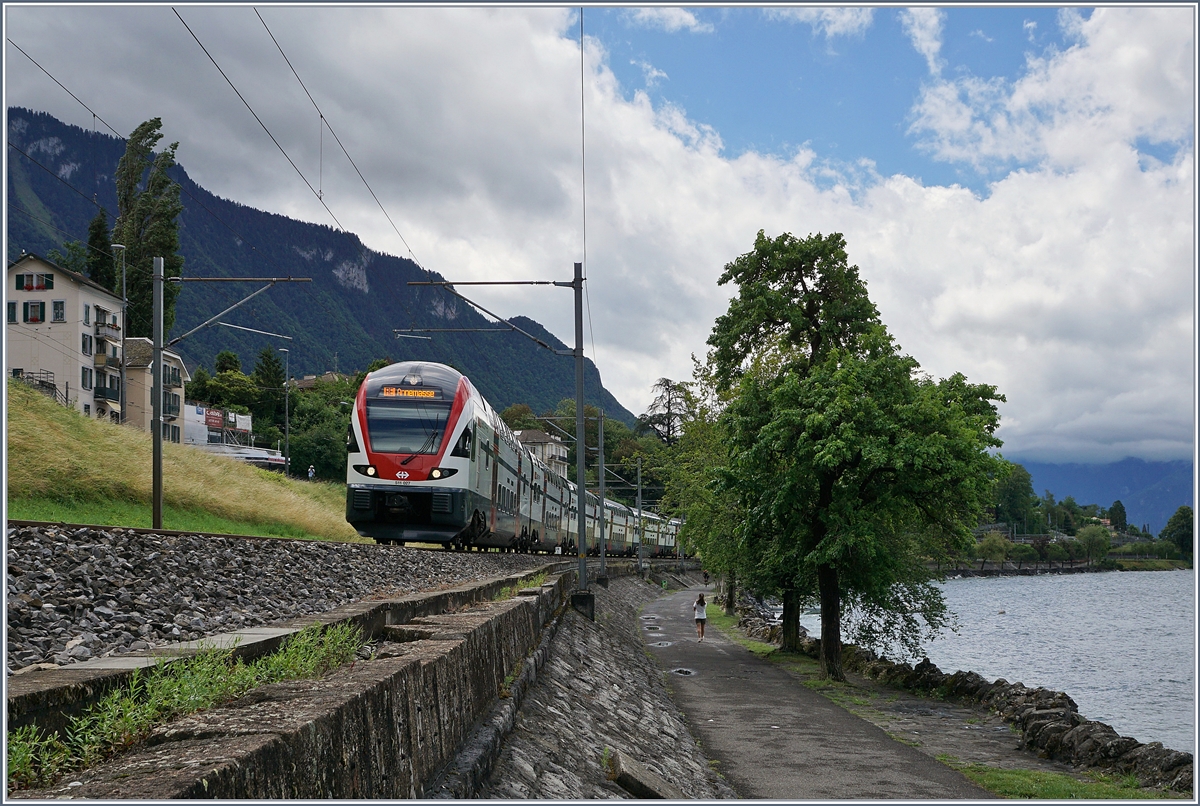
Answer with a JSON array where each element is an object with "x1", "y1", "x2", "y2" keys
[
  {"x1": 765, "y1": 7, "x2": 874, "y2": 39},
  {"x1": 900, "y1": 7, "x2": 945, "y2": 75},
  {"x1": 909, "y1": 7, "x2": 1194, "y2": 172},
  {"x1": 623, "y1": 8, "x2": 712, "y2": 34},
  {"x1": 4, "y1": 6, "x2": 1193, "y2": 462}
]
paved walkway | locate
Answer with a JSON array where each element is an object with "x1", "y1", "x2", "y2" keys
[{"x1": 642, "y1": 585, "x2": 996, "y2": 800}]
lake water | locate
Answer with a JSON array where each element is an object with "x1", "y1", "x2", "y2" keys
[{"x1": 798, "y1": 570, "x2": 1196, "y2": 753}]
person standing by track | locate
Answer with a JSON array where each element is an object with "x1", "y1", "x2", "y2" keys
[{"x1": 694, "y1": 593, "x2": 707, "y2": 642}]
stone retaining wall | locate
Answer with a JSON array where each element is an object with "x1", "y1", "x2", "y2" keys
[{"x1": 14, "y1": 566, "x2": 588, "y2": 798}]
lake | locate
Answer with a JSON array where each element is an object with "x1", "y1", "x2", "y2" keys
[{"x1": 799, "y1": 569, "x2": 1195, "y2": 753}]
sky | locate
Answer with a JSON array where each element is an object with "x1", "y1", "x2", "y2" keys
[{"x1": 3, "y1": 5, "x2": 1196, "y2": 465}]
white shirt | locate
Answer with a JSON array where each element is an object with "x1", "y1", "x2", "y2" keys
[{"x1": 694, "y1": 601, "x2": 707, "y2": 620}]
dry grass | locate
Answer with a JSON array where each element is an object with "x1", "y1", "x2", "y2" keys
[{"x1": 6, "y1": 379, "x2": 359, "y2": 541}]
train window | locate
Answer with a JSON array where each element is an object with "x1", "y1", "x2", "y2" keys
[
  {"x1": 451, "y1": 425, "x2": 472, "y2": 458},
  {"x1": 365, "y1": 400, "x2": 451, "y2": 454}
]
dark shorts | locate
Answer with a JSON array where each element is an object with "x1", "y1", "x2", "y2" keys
[{"x1": 695, "y1": 618, "x2": 706, "y2": 624}]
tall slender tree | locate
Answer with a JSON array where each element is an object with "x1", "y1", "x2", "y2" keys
[
  {"x1": 86, "y1": 208, "x2": 116, "y2": 290},
  {"x1": 112, "y1": 118, "x2": 184, "y2": 338}
]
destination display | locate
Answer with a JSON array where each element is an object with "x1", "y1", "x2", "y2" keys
[{"x1": 380, "y1": 387, "x2": 437, "y2": 398}]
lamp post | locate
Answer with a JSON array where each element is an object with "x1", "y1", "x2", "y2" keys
[
  {"x1": 112, "y1": 244, "x2": 126, "y2": 424},
  {"x1": 278, "y1": 347, "x2": 290, "y2": 477}
]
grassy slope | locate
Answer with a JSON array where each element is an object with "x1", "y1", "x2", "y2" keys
[{"x1": 6, "y1": 379, "x2": 361, "y2": 541}]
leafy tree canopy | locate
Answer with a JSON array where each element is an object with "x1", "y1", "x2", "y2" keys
[
  {"x1": 214, "y1": 350, "x2": 241, "y2": 374},
  {"x1": 500, "y1": 403, "x2": 540, "y2": 432},
  {"x1": 1160, "y1": 505, "x2": 1194, "y2": 556},
  {"x1": 1109, "y1": 499, "x2": 1128, "y2": 532},
  {"x1": 86, "y1": 209, "x2": 116, "y2": 290},
  {"x1": 47, "y1": 240, "x2": 88, "y2": 275},
  {"x1": 707, "y1": 230, "x2": 1004, "y2": 679}
]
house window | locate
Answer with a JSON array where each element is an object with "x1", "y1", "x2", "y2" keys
[
  {"x1": 81, "y1": 366, "x2": 93, "y2": 390},
  {"x1": 52, "y1": 300, "x2": 66, "y2": 322},
  {"x1": 83, "y1": 403, "x2": 90, "y2": 416},
  {"x1": 22, "y1": 301, "x2": 45, "y2": 323},
  {"x1": 14, "y1": 273, "x2": 52, "y2": 290},
  {"x1": 6, "y1": 302, "x2": 15, "y2": 323},
  {"x1": 82, "y1": 333, "x2": 93, "y2": 355},
  {"x1": 83, "y1": 304, "x2": 91, "y2": 325},
  {"x1": 11, "y1": 368, "x2": 23, "y2": 378}
]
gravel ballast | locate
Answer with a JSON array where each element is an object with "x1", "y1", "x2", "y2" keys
[{"x1": 5, "y1": 524, "x2": 544, "y2": 672}]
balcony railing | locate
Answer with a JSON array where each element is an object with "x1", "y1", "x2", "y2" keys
[
  {"x1": 163, "y1": 402, "x2": 181, "y2": 418},
  {"x1": 164, "y1": 369, "x2": 183, "y2": 388},
  {"x1": 95, "y1": 322, "x2": 121, "y2": 341},
  {"x1": 93, "y1": 386, "x2": 120, "y2": 402},
  {"x1": 93, "y1": 354, "x2": 122, "y2": 369}
]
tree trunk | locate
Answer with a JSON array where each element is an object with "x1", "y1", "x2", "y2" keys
[
  {"x1": 724, "y1": 569, "x2": 736, "y2": 616},
  {"x1": 817, "y1": 564, "x2": 843, "y2": 681},
  {"x1": 781, "y1": 587, "x2": 800, "y2": 651}
]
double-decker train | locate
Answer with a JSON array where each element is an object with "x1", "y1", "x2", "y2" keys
[{"x1": 345, "y1": 361, "x2": 679, "y2": 556}]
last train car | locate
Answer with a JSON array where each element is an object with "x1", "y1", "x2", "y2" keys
[{"x1": 346, "y1": 361, "x2": 501, "y2": 547}]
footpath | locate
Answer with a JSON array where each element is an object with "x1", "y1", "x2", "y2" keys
[{"x1": 643, "y1": 584, "x2": 996, "y2": 799}]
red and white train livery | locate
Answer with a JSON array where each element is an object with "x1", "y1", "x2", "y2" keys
[{"x1": 345, "y1": 361, "x2": 679, "y2": 555}]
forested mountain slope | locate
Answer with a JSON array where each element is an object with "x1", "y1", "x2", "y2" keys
[{"x1": 7, "y1": 107, "x2": 634, "y2": 423}]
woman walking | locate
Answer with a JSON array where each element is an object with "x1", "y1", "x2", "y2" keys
[{"x1": 694, "y1": 593, "x2": 707, "y2": 642}]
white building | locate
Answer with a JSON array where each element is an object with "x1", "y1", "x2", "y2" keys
[
  {"x1": 514, "y1": 429, "x2": 569, "y2": 478},
  {"x1": 122, "y1": 337, "x2": 190, "y2": 443},
  {"x1": 7, "y1": 253, "x2": 124, "y2": 422}
]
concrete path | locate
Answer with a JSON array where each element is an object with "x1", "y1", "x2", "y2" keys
[{"x1": 642, "y1": 586, "x2": 996, "y2": 800}]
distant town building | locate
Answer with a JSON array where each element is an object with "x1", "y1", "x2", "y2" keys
[
  {"x1": 7, "y1": 253, "x2": 125, "y2": 422},
  {"x1": 123, "y1": 337, "x2": 190, "y2": 443},
  {"x1": 293, "y1": 371, "x2": 349, "y2": 391},
  {"x1": 515, "y1": 428, "x2": 569, "y2": 478}
]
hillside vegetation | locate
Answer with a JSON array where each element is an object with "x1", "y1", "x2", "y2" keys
[{"x1": 6, "y1": 379, "x2": 360, "y2": 541}]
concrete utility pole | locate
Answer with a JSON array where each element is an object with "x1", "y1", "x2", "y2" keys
[
  {"x1": 573, "y1": 261, "x2": 588, "y2": 594},
  {"x1": 636, "y1": 456, "x2": 643, "y2": 568},
  {"x1": 152, "y1": 256, "x2": 164, "y2": 530},
  {"x1": 114, "y1": 244, "x2": 127, "y2": 425},
  {"x1": 598, "y1": 409, "x2": 606, "y2": 577}
]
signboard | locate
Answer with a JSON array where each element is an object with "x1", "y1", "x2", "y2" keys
[
  {"x1": 381, "y1": 387, "x2": 437, "y2": 398},
  {"x1": 204, "y1": 408, "x2": 223, "y2": 428}
]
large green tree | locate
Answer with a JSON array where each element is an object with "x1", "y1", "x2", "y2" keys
[
  {"x1": 112, "y1": 118, "x2": 184, "y2": 338},
  {"x1": 993, "y1": 461, "x2": 1039, "y2": 533},
  {"x1": 636, "y1": 378, "x2": 689, "y2": 446},
  {"x1": 1160, "y1": 505, "x2": 1194, "y2": 557},
  {"x1": 709, "y1": 231, "x2": 1003, "y2": 679}
]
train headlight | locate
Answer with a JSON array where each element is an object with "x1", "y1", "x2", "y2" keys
[
  {"x1": 429, "y1": 467, "x2": 458, "y2": 480},
  {"x1": 353, "y1": 464, "x2": 378, "y2": 477}
]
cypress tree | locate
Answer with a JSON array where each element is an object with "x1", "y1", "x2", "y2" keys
[{"x1": 112, "y1": 118, "x2": 184, "y2": 339}]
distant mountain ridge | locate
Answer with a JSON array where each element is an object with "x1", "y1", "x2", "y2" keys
[
  {"x1": 6, "y1": 107, "x2": 636, "y2": 424},
  {"x1": 1017, "y1": 457, "x2": 1193, "y2": 534}
]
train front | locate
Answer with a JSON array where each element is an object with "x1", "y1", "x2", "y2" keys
[{"x1": 345, "y1": 362, "x2": 475, "y2": 545}]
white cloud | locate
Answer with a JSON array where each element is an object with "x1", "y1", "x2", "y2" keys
[
  {"x1": 632, "y1": 59, "x2": 668, "y2": 88},
  {"x1": 909, "y1": 7, "x2": 1194, "y2": 172},
  {"x1": 900, "y1": 7, "x2": 945, "y2": 76},
  {"x1": 4, "y1": 6, "x2": 1193, "y2": 462},
  {"x1": 765, "y1": 8, "x2": 874, "y2": 39},
  {"x1": 623, "y1": 8, "x2": 713, "y2": 34}
]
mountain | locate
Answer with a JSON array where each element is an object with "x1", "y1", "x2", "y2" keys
[
  {"x1": 1018, "y1": 458, "x2": 1193, "y2": 534},
  {"x1": 6, "y1": 107, "x2": 635, "y2": 424}
]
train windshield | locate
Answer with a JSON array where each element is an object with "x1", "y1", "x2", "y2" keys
[{"x1": 365, "y1": 400, "x2": 452, "y2": 454}]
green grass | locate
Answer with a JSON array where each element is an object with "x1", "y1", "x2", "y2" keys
[
  {"x1": 1113, "y1": 559, "x2": 1190, "y2": 571},
  {"x1": 6, "y1": 497, "x2": 367, "y2": 542},
  {"x1": 7, "y1": 622, "x2": 362, "y2": 793},
  {"x1": 937, "y1": 756, "x2": 1189, "y2": 799},
  {"x1": 6, "y1": 378, "x2": 359, "y2": 541},
  {"x1": 494, "y1": 571, "x2": 549, "y2": 601}
]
